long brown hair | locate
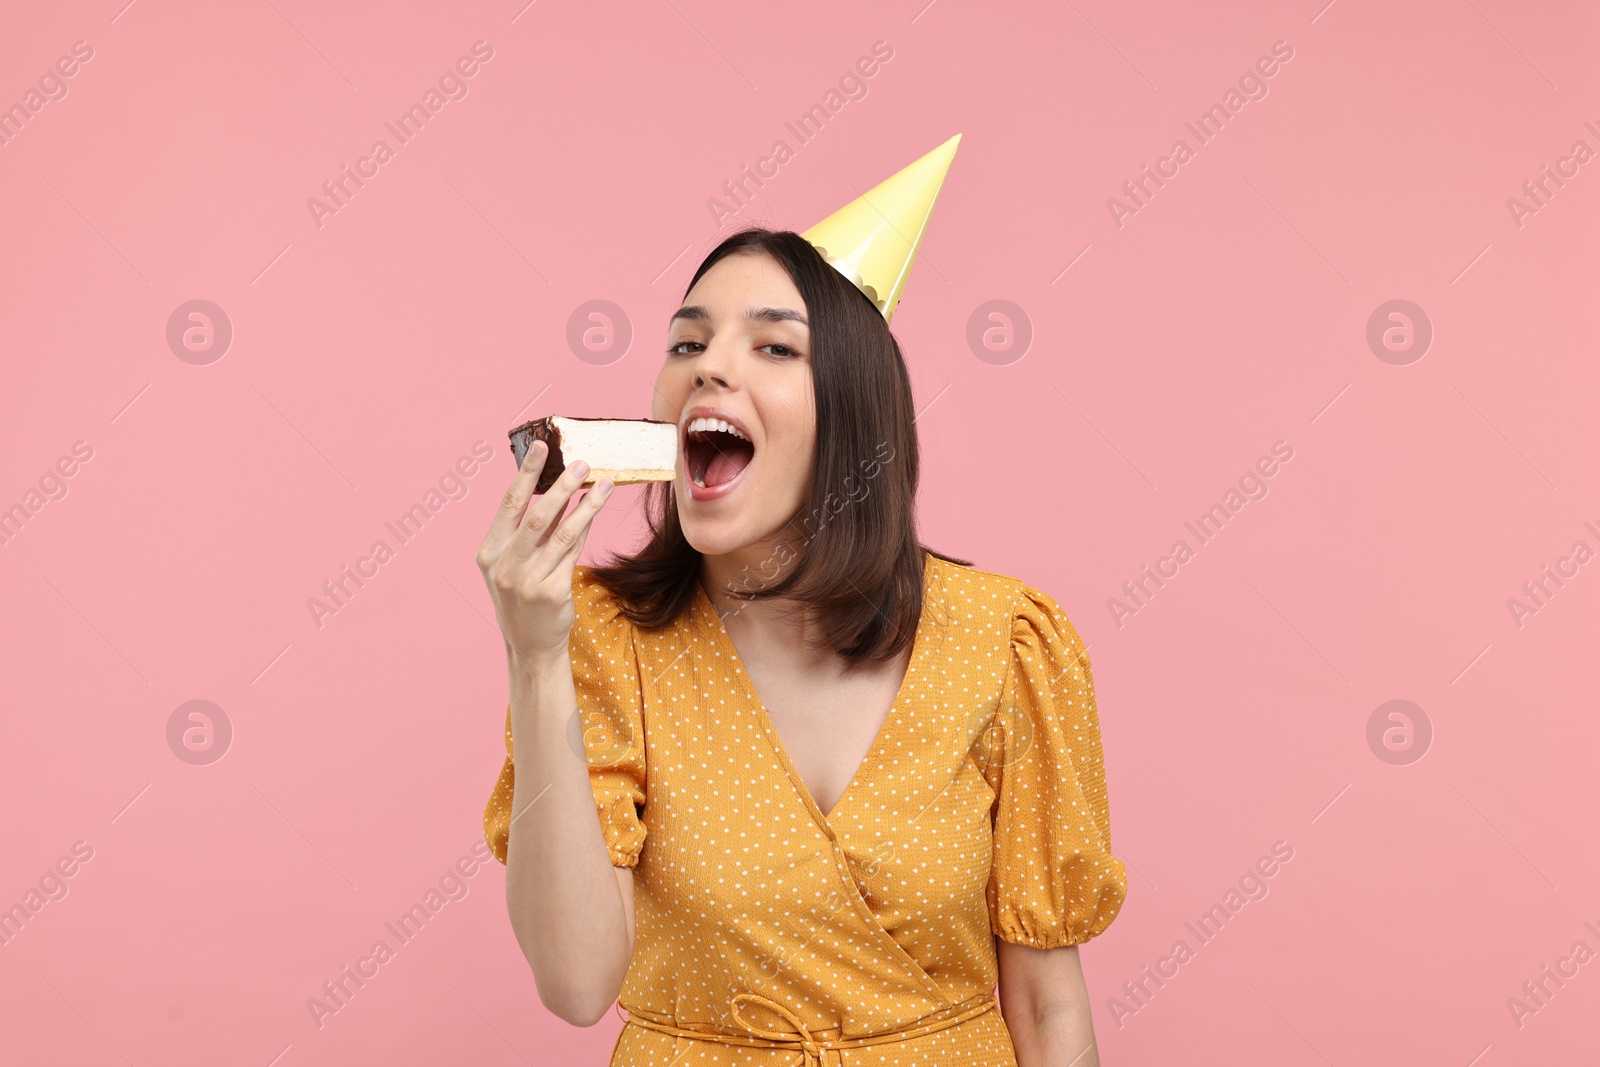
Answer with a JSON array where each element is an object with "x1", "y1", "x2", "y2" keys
[{"x1": 587, "y1": 227, "x2": 969, "y2": 665}]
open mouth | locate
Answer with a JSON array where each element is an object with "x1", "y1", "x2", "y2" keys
[{"x1": 684, "y1": 417, "x2": 755, "y2": 490}]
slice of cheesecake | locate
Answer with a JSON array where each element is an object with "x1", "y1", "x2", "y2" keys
[{"x1": 508, "y1": 416, "x2": 678, "y2": 494}]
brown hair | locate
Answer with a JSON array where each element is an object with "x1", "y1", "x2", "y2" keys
[{"x1": 587, "y1": 227, "x2": 969, "y2": 665}]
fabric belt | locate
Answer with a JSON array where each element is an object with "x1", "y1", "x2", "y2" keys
[{"x1": 624, "y1": 989, "x2": 999, "y2": 1066}]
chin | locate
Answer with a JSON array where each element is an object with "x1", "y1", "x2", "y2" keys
[{"x1": 681, "y1": 519, "x2": 759, "y2": 559}]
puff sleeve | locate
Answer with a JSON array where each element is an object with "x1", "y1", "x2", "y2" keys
[
  {"x1": 980, "y1": 584, "x2": 1127, "y2": 948},
  {"x1": 482, "y1": 566, "x2": 648, "y2": 869}
]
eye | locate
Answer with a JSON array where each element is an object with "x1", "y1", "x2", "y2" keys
[
  {"x1": 761, "y1": 343, "x2": 800, "y2": 358},
  {"x1": 666, "y1": 340, "x2": 703, "y2": 355}
]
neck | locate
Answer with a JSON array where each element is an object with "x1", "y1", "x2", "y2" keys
[{"x1": 698, "y1": 533, "x2": 821, "y2": 649}]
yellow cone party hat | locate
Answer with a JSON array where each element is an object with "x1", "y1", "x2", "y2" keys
[{"x1": 800, "y1": 134, "x2": 961, "y2": 325}]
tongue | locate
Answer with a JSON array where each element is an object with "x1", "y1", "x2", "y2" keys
[{"x1": 705, "y1": 442, "x2": 754, "y2": 487}]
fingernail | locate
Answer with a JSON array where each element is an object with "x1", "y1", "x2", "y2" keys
[
  {"x1": 571, "y1": 460, "x2": 590, "y2": 479},
  {"x1": 596, "y1": 478, "x2": 614, "y2": 495}
]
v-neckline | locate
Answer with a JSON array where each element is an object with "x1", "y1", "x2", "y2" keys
[{"x1": 694, "y1": 551, "x2": 938, "y2": 829}]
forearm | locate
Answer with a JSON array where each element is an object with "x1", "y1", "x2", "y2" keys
[
  {"x1": 999, "y1": 942, "x2": 1101, "y2": 1067},
  {"x1": 1007, "y1": 1004, "x2": 1099, "y2": 1067},
  {"x1": 502, "y1": 647, "x2": 632, "y2": 1025}
]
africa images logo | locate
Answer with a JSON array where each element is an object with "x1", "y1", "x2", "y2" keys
[{"x1": 306, "y1": 41, "x2": 495, "y2": 229}]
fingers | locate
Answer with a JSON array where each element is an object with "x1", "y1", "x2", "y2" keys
[
  {"x1": 480, "y1": 440, "x2": 549, "y2": 564},
  {"x1": 506, "y1": 454, "x2": 596, "y2": 563},
  {"x1": 528, "y1": 476, "x2": 613, "y2": 584}
]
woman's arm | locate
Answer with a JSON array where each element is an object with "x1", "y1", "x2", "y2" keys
[
  {"x1": 503, "y1": 646, "x2": 636, "y2": 1026},
  {"x1": 997, "y1": 940, "x2": 1101, "y2": 1067},
  {"x1": 478, "y1": 442, "x2": 633, "y2": 1026}
]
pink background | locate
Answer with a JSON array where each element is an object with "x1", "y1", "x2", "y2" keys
[{"x1": 2, "y1": 0, "x2": 1596, "y2": 1063}]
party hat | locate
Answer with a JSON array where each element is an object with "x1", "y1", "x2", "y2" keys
[{"x1": 800, "y1": 133, "x2": 961, "y2": 324}]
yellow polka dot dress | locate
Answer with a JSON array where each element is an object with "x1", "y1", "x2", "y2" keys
[{"x1": 483, "y1": 552, "x2": 1127, "y2": 1065}]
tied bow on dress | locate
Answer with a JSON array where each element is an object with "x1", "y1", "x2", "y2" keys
[{"x1": 626, "y1": 989, "x2": 1002, "y2": 1066}]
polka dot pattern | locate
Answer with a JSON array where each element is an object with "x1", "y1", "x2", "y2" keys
[{"x1": 483, "y1": 552, "x2": 1127, "y2": 1063}]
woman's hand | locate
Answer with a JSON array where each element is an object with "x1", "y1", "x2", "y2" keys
[{"x1": 476, "y1": 440, "x2": 613, "y2": 669}]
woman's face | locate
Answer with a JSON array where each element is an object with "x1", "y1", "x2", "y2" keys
[{"x1": 652, "y1": 251, "x2": 816, "y2": 560}]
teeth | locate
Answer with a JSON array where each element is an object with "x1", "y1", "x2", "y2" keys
[{"x1": 685, "y1": 416, "x2": 749, "y2": 442}]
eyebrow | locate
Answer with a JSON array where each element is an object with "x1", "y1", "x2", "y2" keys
[{"x1": 669, "y1": 305, "x2": 809, "y2": 328}]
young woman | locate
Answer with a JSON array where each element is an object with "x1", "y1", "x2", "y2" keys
[{"x1": 478, "y1": 227, "x2": 1127, "y2": 1066}]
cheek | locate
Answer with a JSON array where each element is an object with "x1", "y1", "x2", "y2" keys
[
  {"x1": 795, "y1": 427, "x2": 818, "y2": 471},
  {"x1": 765, "y1": 403, "x2": 814, "y2": 473},
  {"x1": 775, "y1": 424, "x2": 816, "y2": 496}
]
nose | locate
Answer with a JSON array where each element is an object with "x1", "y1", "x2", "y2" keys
[{"x1": 691, "y1": 331, "x2": 741, "y2": 391}]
